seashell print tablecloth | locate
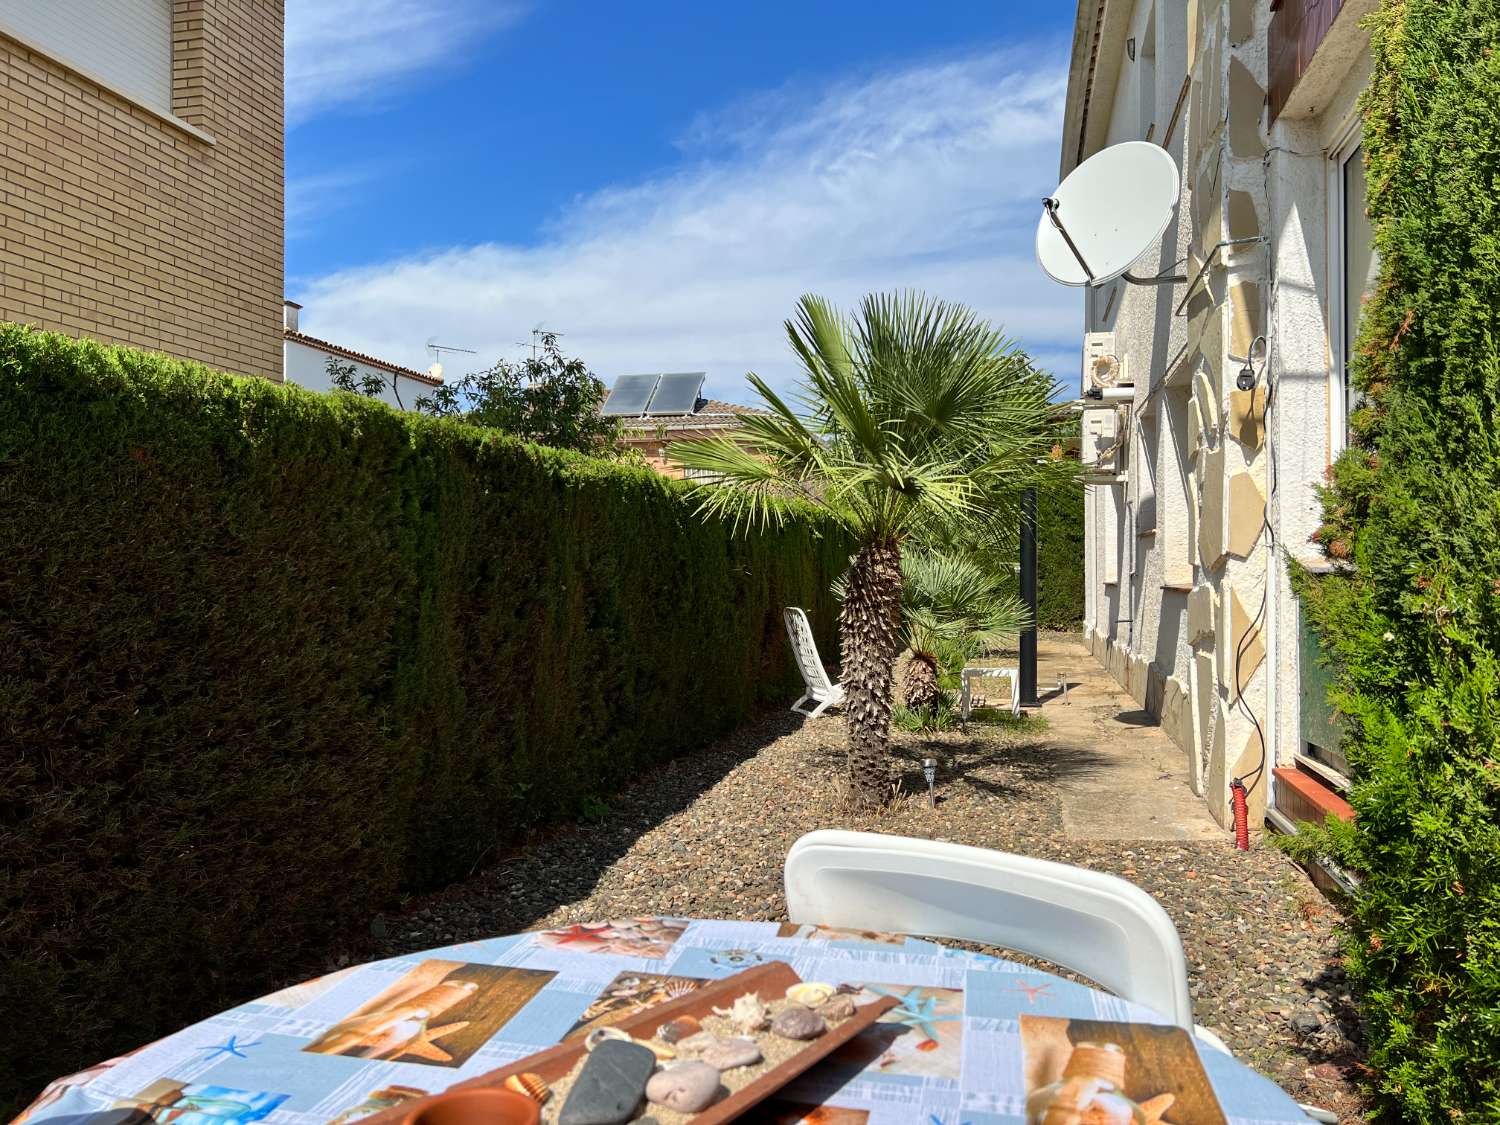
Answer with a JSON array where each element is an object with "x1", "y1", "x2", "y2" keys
[{"x1": 13, "y1": 917, "x2": 1314, "y2": 1125}]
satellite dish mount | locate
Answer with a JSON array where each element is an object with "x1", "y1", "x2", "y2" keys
[
  {"x1": 1036, "y1": 141, "x2": 1188, "y2": 289},
  {"x1": 1042, "y1": 196, "x2": 1184, "y2": 287}
]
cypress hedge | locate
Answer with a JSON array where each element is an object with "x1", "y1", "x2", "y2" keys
[
  {"x1": 0, "y1": 326, "x2": 848, "y2": 1113},
  {"x1": 1036, "y1": 483, "x2": 1085, "y2": 630},
  {"x1": 1289, "y1": 1, "x2": 1500, "y2": 1117}
]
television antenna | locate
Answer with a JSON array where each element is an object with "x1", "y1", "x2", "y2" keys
[
  {"x1": 424, "y1": 336, "x2": 476, "y2": 382},
  {"x1": 1036, "y1": 141, "x2": 1186, "y2": 287},
  {"x1": 514, "y1": 326, "x2": 562, "y2": 361}
]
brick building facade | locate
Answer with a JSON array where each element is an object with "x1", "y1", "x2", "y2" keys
[{"x1": 0, "y1": 1, "x2": 284, "y2": 380}]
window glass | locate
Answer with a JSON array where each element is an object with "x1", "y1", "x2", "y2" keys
[{"x1": 1342, "y1": 144, "x2": 1379, "y2": 416}]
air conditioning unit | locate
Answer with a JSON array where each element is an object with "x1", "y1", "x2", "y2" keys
[
  {"x1": 1081, "y1": 406, "x2": 1118, "y2": 467},
  {"x1": 1083, "y1": 331, "x2": 1130, "y2": 397}
]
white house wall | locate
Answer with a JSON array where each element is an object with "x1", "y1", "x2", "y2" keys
[
  {"x1": 1077, "y1": 0, "x2": 1367, "y2": 829},
  {"x1": 283, "y1": 339, "x2": 436, "y2": 413}
]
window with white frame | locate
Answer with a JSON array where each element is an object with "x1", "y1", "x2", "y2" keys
[
  {"x1": 1330, "y1": 130, "x2": 1380, "y2": 451},
  {"x1": 0, "y1": 0, "x2": 173, "y2": 117}
]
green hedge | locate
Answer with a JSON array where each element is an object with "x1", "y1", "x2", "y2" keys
[
  {"x1": 1289, "y1": 1, "x2": 1500, "y2": 1118},
  {"x1": 997, "y1": 484, "x2": 1084, "y2": 631},
  {"x1": 0, "y1": 326, "x2": 847, "y2": 1113},
  {"x1": 1036, "y1": 483, "x2": 1084, "y2": 630}
]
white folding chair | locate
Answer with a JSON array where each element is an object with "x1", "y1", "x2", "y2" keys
[
  {"x1": 784, "y1": 829, "x2": 1194, "y2": 1028},
  {"x1": 783, "y1": 831, "x2": 1336, "y2": 1123},
  {"x1": 783, "y1": 607, "x2": 844, "y2": 718},
  {"x1": 959, "y1": 665, "x2": 1021, "y2": 719}
]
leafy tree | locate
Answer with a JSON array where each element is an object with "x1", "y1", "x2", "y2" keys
[
  {"x1": 670, "y1": 292, "x2": 1063, "y2": 805},
  {"x1": 416, "y1": 333, "x2": 622, "y2": 456},
  {"x1": 327, "y1": 353, "x2": 408, "y2": 409}
]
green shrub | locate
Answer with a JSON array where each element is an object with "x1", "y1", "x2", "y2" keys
[
  {"x1": 0, "y1": 326, "x2": 848, "y2": 1113},
  {"x1": 1290, "y1": 2, "x2": 1500, "y2": 1117},
  {"x1": 998, "y1": 482, "x2": 1084, "y2": 630}
]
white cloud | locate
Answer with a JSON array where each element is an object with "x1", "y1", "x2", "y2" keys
[
  {"x1": 292, "y1": 47, "x2": 1084, "y2": 401},
  {"x1": 285, "y1": 0, "x2": 523, "y2": 124}
]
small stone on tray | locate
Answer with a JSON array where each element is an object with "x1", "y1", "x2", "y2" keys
[
  {"x1": 656, "y1": 1016, "x2": 702, "y2": 1044},
  {"x1": 770, "y1": 1004, "x2": 827, "y2": 1040},
  {"x1": 672, "y1": 1030, "x2": 720, "y2": 1057},
  {"x1": 557, "y1": 1038, "x2": 656, "y2": 1125},
  {"x1": 817, "y1": 994, "x2": 857, "y2": 1021},
  {"x1": 645, "y1": 1061, "x2": 723, "y2": 1114},
  {"x1": 701, "y1": 1035, "x2": 762, "y2": 1071}
]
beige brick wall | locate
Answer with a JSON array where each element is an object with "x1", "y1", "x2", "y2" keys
[{"x1": 0, "y1": 0, "x2": 284, "y2": 380}]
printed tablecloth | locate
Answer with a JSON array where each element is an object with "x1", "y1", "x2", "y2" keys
[{"x1": 16, "y1": 917, "x2": 1313, "y2": 1125}]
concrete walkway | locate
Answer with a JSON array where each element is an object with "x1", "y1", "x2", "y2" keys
[{"x1": 975, "y1": 634, "x2": 1221, "y2": 842}]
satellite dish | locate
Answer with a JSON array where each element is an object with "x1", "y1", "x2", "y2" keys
[
  {"x1": 427, "y1": 362, "x2": 444, "y2": 381},
  {"x1": 1037, "y1": 141, "x2": 1180, "y2": 287}
]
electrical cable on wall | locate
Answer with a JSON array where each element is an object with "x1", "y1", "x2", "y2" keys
[{"x1": 1230, "y1": 333, "x2": 1277, "y2": 848}]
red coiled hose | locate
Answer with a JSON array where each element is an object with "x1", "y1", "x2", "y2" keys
[{"x1": 1231, "y1": 779, "x2": 1250, "y2": 851}]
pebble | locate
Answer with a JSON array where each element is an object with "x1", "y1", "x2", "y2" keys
[
  {"x1": 656, "y1": 1016, "x2": 701, "y2": 1044},
  {"x1": 817, "y1": 995, "x2": 857, "y2": 1021},
  {"x1": 672, "y1": 1030, "x2": 720, "y2": 1057},
  {"x1": 771, "y1": 1004, "x2": 827, "y2": 1040},
  {"x1": 1290, "y1": 1011, "x2": 1323, "y2": 1036},
  {"x1": 701, "y1": 1036, "x2": 762, "y2": 1071},
  {"x1": 558, "y1": 1038, "x2": 656, "y2": 1125},
  {"x1": 645, "y1": 1061, "x2": 722, "y2": 1113}
]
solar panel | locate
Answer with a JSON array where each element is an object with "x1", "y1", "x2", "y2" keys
[
  {"x1": 644, "y1": 372, "x2": 706, "y2": 416},
  {"x1": 602, "y1": 374, "x2": 661, "y2": 416}
]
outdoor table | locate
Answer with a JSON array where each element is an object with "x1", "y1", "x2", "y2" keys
[{"x1": 17, "y1": 916, "x2": 1314, "y2": 1125}]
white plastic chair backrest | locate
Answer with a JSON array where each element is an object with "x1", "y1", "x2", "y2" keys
[
  {"x1": 784, "y1": 830, "x2": 1194, "y2": 1029},
  {"x1": 783, "y1": 607, "x2": 835, "y2": 696}
]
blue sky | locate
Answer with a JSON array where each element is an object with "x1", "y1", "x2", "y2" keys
[{"x1": 286, "y1": 1, "x2": 1082, "y2": 401}]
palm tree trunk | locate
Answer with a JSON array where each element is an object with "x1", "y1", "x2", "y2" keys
[
  {"x1": 839, "y1": 536, "x2": 902, "y2": 806},
  {"x1": 902, "y1": 652, "x2": 940, "y2": 713}
]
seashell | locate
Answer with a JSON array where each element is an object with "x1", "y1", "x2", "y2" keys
[
  {"x1": 643, "y1": 1040, "x2": 677, "y2": 1061},
  {"x1": 712, "y1": 992, "x2": 770, "y2": 1034},
  {"x1": 585, "y1": 1026, "x2": 633, "y2": 1051},
  {"x1": 785, "y1": 982, "x2": 837, "y2": 1007},
  {"x1": 502, "y1": 1072, "x2": 551, "y2": 1105},
  {"x1": 657, "y1": 1016, "x2": 702, "y2": 1044}
]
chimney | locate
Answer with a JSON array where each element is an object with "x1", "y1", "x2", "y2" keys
[{"x1": 283, "y1": 299, "x2": 302, "y2": 334}]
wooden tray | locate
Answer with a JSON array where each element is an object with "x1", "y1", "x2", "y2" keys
[{"x1": 360, "y1": 962, "x2": 898, "y2": 1125}]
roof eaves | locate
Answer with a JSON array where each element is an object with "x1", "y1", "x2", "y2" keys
[{"x1": 285, "y1": 330, "x2": 444, "y2": 387}]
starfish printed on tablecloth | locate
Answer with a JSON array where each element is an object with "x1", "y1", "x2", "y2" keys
[
  {"x1": 1010, "y1": 980, "x2": 1053, "y2": 1004},
  {"x1": 546, "y1": 923, "x2": 613, "y2": 947},
  {"x1": 381, "y1": 1021, "x2": 471, "y2": 1063},
  {"x1": 868, "y1": 986, "x2": 957, "y2": 1042},
  {"x1": 196, "y1": 1035, "x2": 260, "y2": 1060}
]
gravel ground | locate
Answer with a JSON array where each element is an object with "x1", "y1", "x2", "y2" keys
[{"x1": 341, "y1": 709, "x2": 1370, "y2": 1120}]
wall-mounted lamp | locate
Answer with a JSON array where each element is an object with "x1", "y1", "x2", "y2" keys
[{"x1": 1126, "y1": 37, "x2": 1137, "y2": 61}]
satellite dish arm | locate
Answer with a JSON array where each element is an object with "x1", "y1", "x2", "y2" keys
[
  {"x1": 1043, "y1": 197, "x2": 1096, "y2": 284},
  {"x1": 1043, "y1": 197, "x2": 1185, "y2": 287}
]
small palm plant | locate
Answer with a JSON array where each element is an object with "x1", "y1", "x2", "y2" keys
[
  {"x1": 898, "y1": 548, "x2": 1026, "y2": 714},
  {"x1": 670, "y1": 292, "x2": 1061, "y2": 806}
]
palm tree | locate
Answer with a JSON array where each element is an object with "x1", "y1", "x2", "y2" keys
[
  {"x1": 897, "y1": 547, "x2": 1027, "y2": 714},
  {"x1": 670, "y1": 292, "x2": 1062, "y2": 806}
]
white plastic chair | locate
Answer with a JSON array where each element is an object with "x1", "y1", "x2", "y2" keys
[
  {"x1": 782, "y1": 831, "x2": 1333, "y2": 1123},
  {"x1": 959, "y1": 665, "x2": 1021, "y2": 719},
  {"x1": 785, "y1": 830, "x2": 1194, "y2": 1027},
  {"x1": 783, "y1": 607, "x2": 844, "y2": 718}
]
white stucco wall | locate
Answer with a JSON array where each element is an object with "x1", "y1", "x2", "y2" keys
[
  {"x1": 284, "y1": 338, "x2": 438, "y2": 413},
  {"x1": 1074, "y1": 0, "x2": 1370, "y2": 827}
]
